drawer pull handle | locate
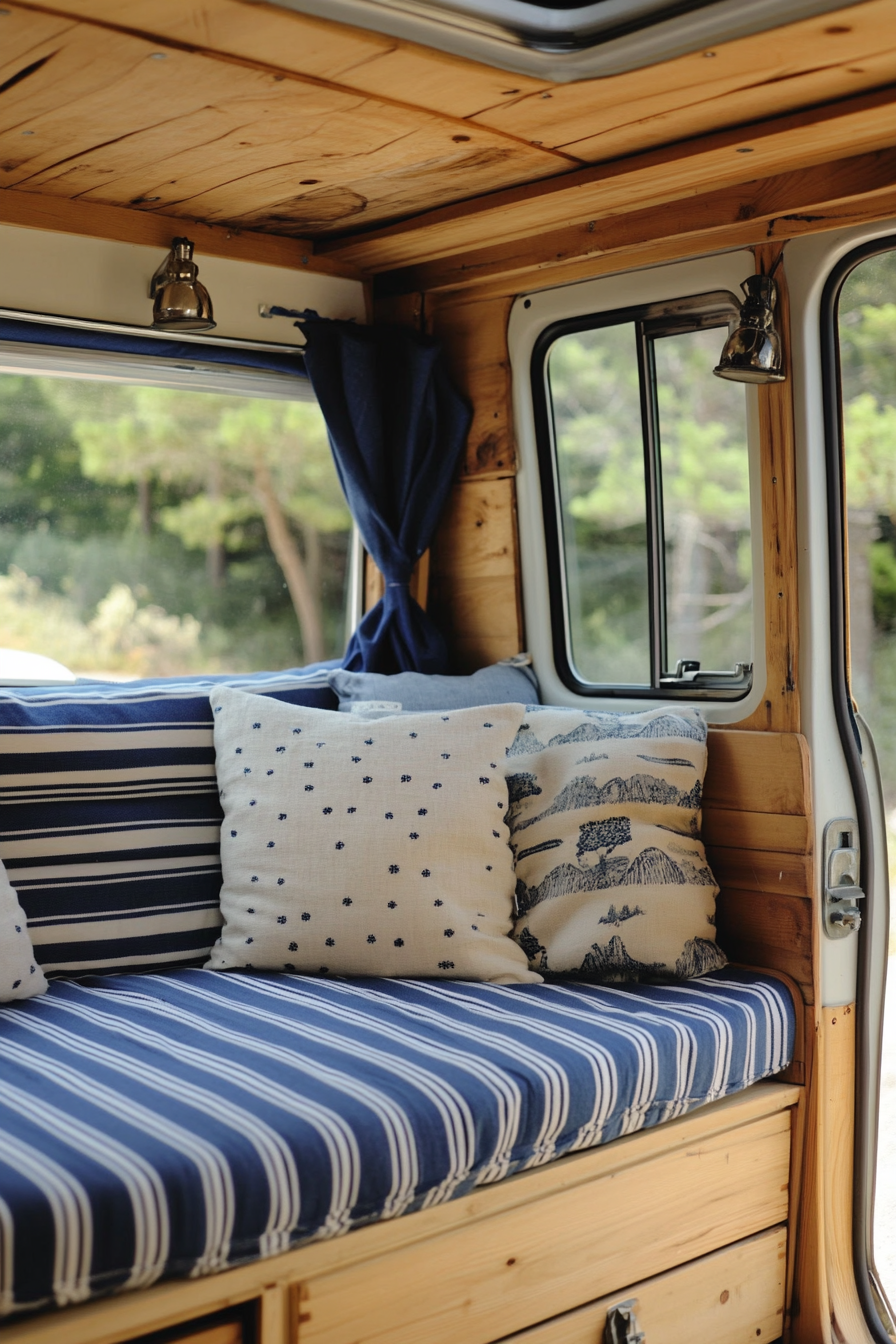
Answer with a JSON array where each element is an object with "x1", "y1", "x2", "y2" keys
[{"x1": 605, "y1": 1299, "x2": 644, "y2": 1344}]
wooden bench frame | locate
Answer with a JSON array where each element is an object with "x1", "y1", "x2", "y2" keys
[
  {"x1": 0, "y1": 729, "x2": 814, "y2": 1344},
  {"x1": 0, "y1": 1082, "x2": 802, "y2": 1344}
]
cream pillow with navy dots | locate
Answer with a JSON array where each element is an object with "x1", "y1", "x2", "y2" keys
[
  {"x1": 0, "y1": 856, "x2": 48, "y2": 1002},
  {"x1": 209, "y1": 687, "x2": 539, "y2": 983}
]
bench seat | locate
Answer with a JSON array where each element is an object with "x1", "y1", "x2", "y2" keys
[{"x1": 0, "y1": 966, "x2": 794, "y2": 1321}]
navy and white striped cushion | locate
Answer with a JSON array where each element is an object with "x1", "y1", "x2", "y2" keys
[
  {"x1": 0, "y1": 966, "x2": 794, "y2": 1317},
  {"x1": 0, "y1": 669, "x2": 337, "y2": 975}
]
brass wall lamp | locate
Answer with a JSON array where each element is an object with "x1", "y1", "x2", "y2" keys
[
  {"x1": 713, "y1": 267, "x2": 785, "y2": 384},
  {"x1": 150, "y1": 237, "x2": 216, "y2": 332}
]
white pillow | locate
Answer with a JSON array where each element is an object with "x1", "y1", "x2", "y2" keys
[
  {"x1": 0, "y1": 859, "x2": 48, "y2": 1002},
  {"x1": 508, "y1": 706, "x2": 726, "y2": 982},
  {"x1": 209, "y1": 688, "x2": 539, "y2": 983}
]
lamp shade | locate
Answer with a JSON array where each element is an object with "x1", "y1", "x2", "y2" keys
[
  {"x1": 150, "y1": 237, "x2": 215, "y2": 332},
  {"x1": 714, "y1": 274, "x2": 784, "y2": 384}
]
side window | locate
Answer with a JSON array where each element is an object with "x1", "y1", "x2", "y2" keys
[
  {"x1": 537, "y1": 295, "x2": 754, "y2": 697},
  {"x1": 0, "y1": 359, "x2": 353, "y2": 679}
]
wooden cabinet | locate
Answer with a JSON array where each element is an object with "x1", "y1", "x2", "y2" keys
[
  {"x1": 501, "y1": 1227, "x2": 787, "y2": 1344},
  {"x1": 2, "y1": 1084, "x2": 798, "y2": 1344},
  {"x1": 296, "y1": 1097, "x2": 793, "y2": 1344}
]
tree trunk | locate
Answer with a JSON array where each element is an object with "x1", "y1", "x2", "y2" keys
[
  {"x1": 253, "y1": 458, "x2": 325, "y2": 664},
  {"x1": 847, "y1": 506, "x2": 878, "y2": 705},
  {"x1": 206, "y1": 542, "x2": 226, "y2": 589},
  {"x1": 137, "y1": 476, "x2": 152, "y2": 536},
  {"x1": 303, "y1": 523, "x2": 321, "y2": 608},
  {"x1": 206, "y1": 462, "x2": 226, "y2": 590},
  {"x1": 667, "y1": 510, "x2": 708, "y2": 668}
]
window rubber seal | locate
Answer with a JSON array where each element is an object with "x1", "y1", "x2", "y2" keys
[{"x1": 820, "y1": 231, "x2": 896, "y2": 1344}]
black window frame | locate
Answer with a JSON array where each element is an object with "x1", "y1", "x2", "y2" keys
[{"x1": 531, "y1": 287, "x2": 754, "y2": 700}]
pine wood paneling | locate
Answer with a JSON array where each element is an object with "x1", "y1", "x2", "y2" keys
[
  {"x1": 163, "y1": 1325, "x2": 243, "y2": 1344},
  {"x1": 709, "y1": 847, "x2": 814, "y2": 898},
  {"x1": 738, "y1": 244, "x2": 801, "y2": 734},
  {"x1": 429, "y1": 295, "x2": 516, "y2": 478},
  {"x1": 376, "y1": 149, "x2": 896, "y2": 298},
  {"x1": 0, "y1": 1085, "x2": 799, "y2": 1344},
  {"x1": 702, "y1": 729, "x2": 814, "y2": 1001},
  {"x1": 473, "y1": 0, "x2": 896, "y2": 160},
  {"x1": 298, "y1": 1111, "x2": 793, "y2": 1344},
  {"x1": 10, "y1": 0, "x2": 552, "y2": 121},
  {"x1": 502, "y1": 1228, "x2": 787, "y2": 1344},
  {"x1": 17, "y1": 0, "x2": 895, "y2": 173},
  {"x1": 0, "y1": 4, "x2": 565, "y2": 242},
  {"x1": 423, "y1": 294, "x2": 524, "y2": 669},
  {"x1": 0, "y1": 188, "x2": 357, "y2": 276},
  {"x1": 703, "y1": 810, "x2": 809, "y2": 854},
  {"x1": 716, "y1": 890, "x2": 814, "y2": 1001},
  {"x1": 322, "y1": 85, "x2": 896, "y2": 271},
  {"x1": 429, "y1": 475, "x2": 523, "y2": 671},
  {"x1": 705, "y1": 730, "x2": 809, "y2": 815},
  {"x1": 413, "y1": 186, "x2": 896, "y2": 305}
]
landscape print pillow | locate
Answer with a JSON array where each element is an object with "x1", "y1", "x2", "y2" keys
[{"x1": 508, "y1": 705, "x2": 726, "y2": 982}]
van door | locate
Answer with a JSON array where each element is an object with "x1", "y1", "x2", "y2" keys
[{"x1": 787, "y1": 221, "x2": 896, "y2": 1342}]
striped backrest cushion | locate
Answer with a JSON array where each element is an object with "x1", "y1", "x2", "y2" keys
[{"x1": 0, "y1": 667, "x2": 336, "y2": 976}]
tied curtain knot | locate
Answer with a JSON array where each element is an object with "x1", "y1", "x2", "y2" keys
[{"x1": 299, "y1": 313, "x2": 471, "y2": 674}]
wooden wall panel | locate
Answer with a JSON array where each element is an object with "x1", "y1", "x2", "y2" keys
[
  {"x1": 738, "y1": 244, "x2": 801, "y2": 735},
  {"x1": 703, "y1": 730, "x2": 815, "y2": 1003},
  {"x1": 421, "y1": 294, "x2": 525, "y2": 669},
  {"x1": 429, "y1": 296, "x2": 516, "y2": 479},
  {"x1": 705, "y1": 730, "x2": 810, "y2": 815},
  {"x1": 715, "y1": 890, "x2": 814, "y2": 1002},
  {"x1": 428, "y1": 476, "x2": 523, "y2": 671}
]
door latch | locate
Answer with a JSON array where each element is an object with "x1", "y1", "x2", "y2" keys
[
  {"x1": 823, "y1": 818, "x2": 864, "y2": 939},
  {"x1": 604, "y1": 1299, "x2": 644, "y2": 1344}
]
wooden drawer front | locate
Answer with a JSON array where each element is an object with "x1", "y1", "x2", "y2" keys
[
  {"x1": 135, "y1": 1314, "x2": 246, "y2": 1344},
  {"x1": 297, "y1": 1109, "x2": 792, "y2": 1344},
  {"x1": 502, "y1": 1226, "x2": 786, "y2": 1343},
  {"x1": 165, "y1": 1328, "x2": 243, "y2": 1344}
]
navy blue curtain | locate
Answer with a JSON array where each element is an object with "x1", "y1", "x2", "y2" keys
[{"x1": 295, "y1": 312, "x2": 471, "y2": 675}]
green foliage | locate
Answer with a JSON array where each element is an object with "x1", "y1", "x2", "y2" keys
[
  {"x1": 69, "y1": 386, "x2": 350, "y2": 552},
  {"x1": 838, "y1": 250, "x2": 896, "y2": 824},
  {"x1": 0, "y1": 373, "x2": 352, "y2": 675},
  {"x1": 871, "y1": 540, "x2": 896, "y2": 633},
  {"x1": 0, "y1": 376, "x2": 127, "y2": 536},
  {"x1": 547, "y1": 320, "x2": 751, "y2": 680}
]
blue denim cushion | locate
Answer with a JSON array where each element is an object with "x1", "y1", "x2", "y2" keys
[{"x1": 328, "y1": 657, "x2": 539, "y2": 712}]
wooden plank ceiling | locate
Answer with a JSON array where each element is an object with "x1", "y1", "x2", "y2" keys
[{"x1": 1, "y1": 0, "x2": 896, "y2": 285}]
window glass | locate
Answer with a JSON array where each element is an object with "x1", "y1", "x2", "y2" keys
[
  {"x1": 548, "y1": 323, "x2": 650, "y2": 685},
  {"x1": 654, "y1": 327, "x2": 752, "y2": 676},
  {"x1": 837, "y1": 247, "x2": 896, "y2": 1301},
  {"x1": 543, "y1": 303, "x2": 752, "y2": 694},
  {"x1": 0, "y1": 370, "x2": 352, "y2": 679}
]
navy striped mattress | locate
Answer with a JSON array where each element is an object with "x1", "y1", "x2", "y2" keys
[{"x1": 0, "y1": 966, "x2": 795, "y2": 1319}]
